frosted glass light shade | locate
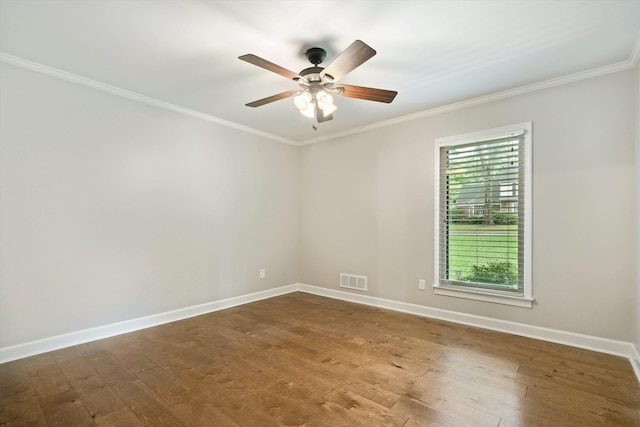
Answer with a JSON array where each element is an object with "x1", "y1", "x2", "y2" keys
[
  {"x1": 299, "y1": 103, "x2": 315, "y2": 118},
  {"x1": 294, "y1": 91, "x2": 313, "y2": 110},
  {"x1": 316, "y1": 91, "x2": 334, "y2": 110}
]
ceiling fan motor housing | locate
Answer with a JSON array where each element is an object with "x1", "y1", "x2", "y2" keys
[
  {"x1": 304, "y1": 47, "x2": 326, "y2": 65},
  {"x1": 301, "y1": 48, "x2": 332, "y2": 84}
]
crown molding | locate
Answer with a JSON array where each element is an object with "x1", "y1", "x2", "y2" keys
[
  {"x1": 0, "y1": 52, "x2": 297, "y2": 146},
  {"x1": 299, "y1": 59, "x2": 635, "y2": 145},
  {"x1": 1, "y1": 51, "x2": 635, "y2": 148}
]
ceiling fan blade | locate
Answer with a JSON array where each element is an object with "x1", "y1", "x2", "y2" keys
[
  {"x1": 335, "y1": 84, "x2": 397, "y2": 103},
  {"x1": 239, "y1": 54, "x2": 300, "y2": 80},
  {"x1": 246, "y1": 90, "x2": 298, "y2": 107},
  {"x1": 320, "y1": 40, "x2": 376, "y2": 82}
]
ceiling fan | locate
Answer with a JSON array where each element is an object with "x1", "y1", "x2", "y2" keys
[{"x1": 239, "y1": 40, "x2": 397, "y2": 124}]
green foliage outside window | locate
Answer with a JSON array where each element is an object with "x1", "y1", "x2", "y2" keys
[{"x1": 461, "y1": 261, "x2": 517, "y2": 286}]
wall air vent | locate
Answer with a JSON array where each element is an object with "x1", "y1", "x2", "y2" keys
[{"x1": 340, "y1": 273, "x2": 368, "y2": 291}]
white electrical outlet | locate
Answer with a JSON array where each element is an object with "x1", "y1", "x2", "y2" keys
[
  {"x1": 419, "y1": 279, "x2": 426, "y2": 290},
  {"x1": 259, "y1": 269, "x2": 266, "y2": 279}
]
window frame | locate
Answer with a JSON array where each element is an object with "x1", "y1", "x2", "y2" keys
[{"x1": 433, "y1": 122, "x2": 533, "y2": 308}]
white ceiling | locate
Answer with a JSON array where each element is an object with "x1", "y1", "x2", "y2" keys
[{"x1": 1, "y1": 0, "x2": 639, "y2": 144}]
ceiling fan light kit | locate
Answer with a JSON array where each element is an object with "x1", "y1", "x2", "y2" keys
[
  {"x1": 239, "y1": 40, "x2": 397, "y2": 127},
  {"x1": 294, "y1": 88, "x2": 336, "y2": 119}
]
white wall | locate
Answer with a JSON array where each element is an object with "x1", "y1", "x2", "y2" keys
[
  {"x1": 0, "y1": 63, "x2": 299, "y2": 348},
  {"x1": 300, "y1": 70, "x2": 636, "y2": 341},
  {"x1": 1, "y1": 59, "x2": 637, "y2": 354}
]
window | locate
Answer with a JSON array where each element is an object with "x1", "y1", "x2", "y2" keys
[{"x1": 434, "y1": 123, "x2": 532, "y2": 308}]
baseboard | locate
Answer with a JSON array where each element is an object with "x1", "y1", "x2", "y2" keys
[
  {"x1": 0, "y1": 284, "x2": 298, "y2": 364},
  {"x1": 3, "y1": 282, "x2": 639, "y2": 385},
  {"x1": 631, "y1": 344, "x2": 640, "y2": 382},
  {"x1": 297, "y1": 284, "x2": 640, "y2": 382}
]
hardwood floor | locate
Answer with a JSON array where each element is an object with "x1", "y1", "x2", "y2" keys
[{"x1": 1, "y1": 292, "x2": 639, "y2": 426}]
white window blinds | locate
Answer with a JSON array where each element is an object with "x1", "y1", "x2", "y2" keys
[{"x1": 438, "y1": 132, "x2": 526, "y2": 294}]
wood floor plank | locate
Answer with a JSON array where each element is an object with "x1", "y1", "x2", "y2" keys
[
  {"x1": 524, "y1": 378, "x2": 640, "y2": 425},
  {"x1": 517, "y1": 362, "x2": 640, "y2": 407},
  {"x1": 365, "y1": 361, "x2": 503, "y2": 426},
  {"x1": 80, "y1": 385, "x2": 125, "y2": 419},
  {"x1": 172, "y1": 361, "x2": 240, "y2": 407},
  {"x1": 78, "y1": 345, "x2": 137, "y2": 386},
  {"x1": 23, "y1": 354, "x2": 72, "y2": 399},
  {"x1": 0, "y1": 360, "x2": 32, "y2": 399},
  {"x1": 322, "y1": 387, "x2": 407, "y2": 426},
  {"x1": 252, "y1": 326, "x2": 320, "y2": 360},
  {"x1": 268, "y1": 379, "x2": 337, "y2": 407},
  {"x1": 55, "y1": 351, "x2": 108, "y2": 397},
  {"x1": 234, "y1": 346, "x2": 335, "y2": 395},
  {"x1": 101, "y1": 339, "x2": 157, "y2": 375},
  {"x1": 314, "y1": 345, "x2": 373, "y2": 369},
  {"x1": 135, "y1": 366, "x2": 193, "y2": 407},
  {"x1": 204, "y1": 389, "x2": 281, "y2": 427},
  {"x1": 111, "y1": 379, "x2": 186, "y2": 426},
  {"x1": 170, "y1": 394, "x2": 242, "y2": 426},
  {"x1": 391, "y1": 396, "x2": 476, "y2": 427},
  {"x1": 1, "y1": 292, "x2": 638, "y2": 426},
  {"x1": 218, "y1": 355, "x2": 283, "y2": 390},
  {"x1": 455, "y1": 327, "x2": 541, "y2": 366},
  {"x1": 537, "y1": 338, "x2": 637, "y2": 374},
  {"x1": 281, "y1": 347, "x2": 401, "y2": 409},
  {"x1": 94, "y1": 407, "x2": 143, "y2": 426},
  {"x1": 242, "y1": 388, "x2": 320, "y2": 426},
  {"x1": 420, "y1": 367, "x2": 524, "y2": 421},
  {"x1": 496, "y1": 397, "x2": 622, "y2": 427},
  {"x1": 0, "y1": 388, "x2": 48, "y2": 427},
  {"x1": 39, "y1": 389, "x2": 97, "y2": 426},
  {"x1": 428, "y1": 354, "x2": 528, "y2": 402},
  {"x1": 207, "y1": 363, "x2": 267, "y2": 400}
]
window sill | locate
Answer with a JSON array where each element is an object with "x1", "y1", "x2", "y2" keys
[{"x1": 433, "y1": 284, "x2": 533, "y2": 308}]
